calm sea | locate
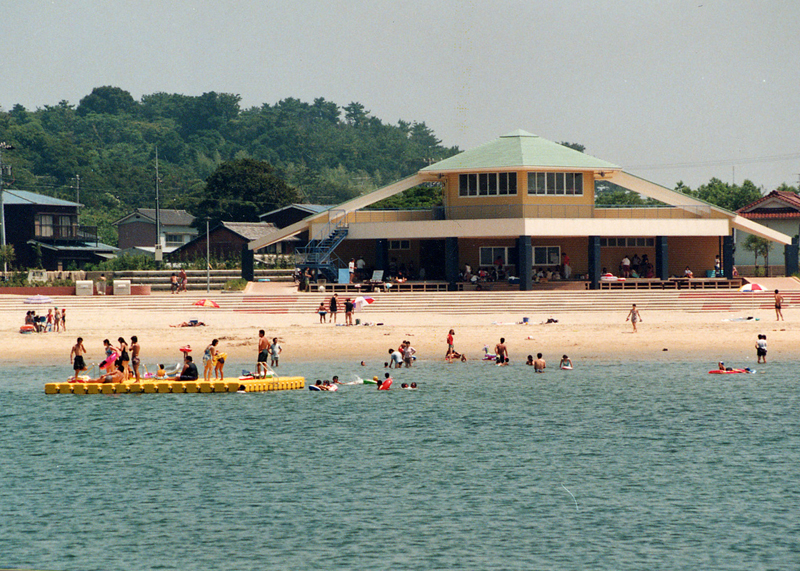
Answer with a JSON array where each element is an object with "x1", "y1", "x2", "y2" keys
[{"x1": 1, "y1": 359, "x2": 799, "y2": 571}]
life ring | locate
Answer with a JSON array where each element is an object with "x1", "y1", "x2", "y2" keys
[{"x1": 101, "y1": 353, "x2": 119, "y2": 370}]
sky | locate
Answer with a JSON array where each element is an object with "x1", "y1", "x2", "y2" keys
[{"x1": 3, "y1": 0, "x2": 799, "y2": 191}]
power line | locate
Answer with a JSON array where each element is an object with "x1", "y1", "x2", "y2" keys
[{"x1": 629, "y1": 152, "x2": 800, "y2": 171}]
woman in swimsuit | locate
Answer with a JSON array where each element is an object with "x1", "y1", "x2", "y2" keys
[
  {"x1": 203, "y1": 339, "x2": 219, "y2": 382},
  {"x1": 117, "y1": 337, "x2": 130, "y2": 381}
]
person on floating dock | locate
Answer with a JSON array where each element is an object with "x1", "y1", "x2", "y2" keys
[
  {"x1": 203, "y1": 339, "x2": 219, "y2": 381},
  {"x1": 70, "y1": 337, "x2": 87, "y2": 382},
  {"x1": 180, "y1": 356, "x2": 198, "y2": 380},
  {"x1": 257, "y1": 330, "x2": 269, "y2": 378},
  {"x1": 116, "y1": 337, "x2": 130, "y2": 381},
  {"x1": 131, "y1": 335, "x2": 141, "y2": 383}
]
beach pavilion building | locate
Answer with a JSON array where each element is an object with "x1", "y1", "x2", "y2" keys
[{"x1": 247, "y1": 130, "x2": 792, "y2": 289}]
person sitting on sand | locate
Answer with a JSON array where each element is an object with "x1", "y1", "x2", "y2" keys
[{"x1": 170, "y1": 320, "x2": 205, "y2": 327}]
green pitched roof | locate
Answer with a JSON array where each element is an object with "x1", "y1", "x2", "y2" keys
[{"x1": 421, "y1": 129, "x2": 620, "y2": 172}]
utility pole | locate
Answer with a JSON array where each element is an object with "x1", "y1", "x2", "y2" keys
[
  {"x1": 0, "y1": 142, "x2": 15, "y2": 275},
  {"x1": 75, "y1": 174, "x2": 80, "y2": 219},
  {"x1": 154, "y1": 146, "x2": 162, "y2": 265}
]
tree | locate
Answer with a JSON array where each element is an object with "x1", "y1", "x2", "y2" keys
[
  {"x1": 678, "y1": 178, "x2": 763, "y2": 212},
  {"x1": 559, "y1": 141, "x2": 586, "y2": 153},
  {"x1": 194, "y1": 158, "x2": 301, "y2": 227},
  {"x1": 77, "y1": 86, "x2": 137, "y2": 116},
  {"x1": 743, "y1": 234, "x2": 771, "y2": 276},
  {"x1": 0, "y1": 244, "x2": 15, "y2": 274}
]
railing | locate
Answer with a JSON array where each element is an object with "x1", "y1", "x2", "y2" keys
[
  {"x1": 35, "y1": 224, "x2": 99, "y2": 244},
  {"x1": 351, "y1": 204, "x2": 723, "y2": 222}
]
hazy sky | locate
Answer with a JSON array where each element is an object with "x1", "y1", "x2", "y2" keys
[{"x1": 3, "y1": 0, "x2": 799, "y2": 190}]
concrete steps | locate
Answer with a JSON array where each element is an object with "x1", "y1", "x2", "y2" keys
[{"x1": 2, "y1": 289, "x2": 795, "y2": 316}]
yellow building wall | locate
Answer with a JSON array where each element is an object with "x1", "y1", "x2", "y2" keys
[{"x1": 444, "y1": 171, "x2": 596, "y2": 209}]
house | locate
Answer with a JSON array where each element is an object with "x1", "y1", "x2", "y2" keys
[
  {"x1": 736, "y1": 190, "x2": 800, "y2": 274},
  {"x1": 1, "y1": 189, "x2": 117, "y2": 270},
  {"x1": 247, "y1": 130, "x2": 790, "y2": 288},
  {"x1": 171, "y1": 221, "x2": 298, "y2": 260},
  {"x1": 259, "y1": 204, "x2": 333, "y2": 229},
  {"x1": 115, "y1": 208, "x2": 197, "y2": 254}
]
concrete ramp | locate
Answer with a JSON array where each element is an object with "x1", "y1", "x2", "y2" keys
[{"x1": 741, "y1": 276, "x2": 800, "y2": 291}]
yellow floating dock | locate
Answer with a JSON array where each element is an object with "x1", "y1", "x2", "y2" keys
[{"x1": 45, "y1": 377, "x2": 305, "y2": 395}]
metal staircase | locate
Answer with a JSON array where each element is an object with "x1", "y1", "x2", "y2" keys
[{"x1": 295, "y1": 210, "x2": 348, "y2": 281}]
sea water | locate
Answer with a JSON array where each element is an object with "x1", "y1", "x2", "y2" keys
[{"x1": 1, "y1": 360, "x2": 799, "y2": 571}]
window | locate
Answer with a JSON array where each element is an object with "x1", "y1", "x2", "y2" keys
[
  {"x1": 460, "y1": 173, "x2": 517, "y2": 197},
  {"x1": 533, "y1": 246, "x2": 560, "y2": 266},
  {"x1": 527, "y1": 172, "x2": 584, "y2": 196},
  {"x1": 165, "y1": 234, "x2": 183, "y2": 245},
  {"x1": 389, "y1": 240, "x2": 410, "y2": 250},
  {"x1": 479, "y1": 247, "x2": 509, "y2": 266},
  {"x1": 599, "y1": 237, "x2": 655, "y2": 247}
]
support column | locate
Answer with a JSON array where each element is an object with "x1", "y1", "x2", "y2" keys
[
  {"x1": 784, "y1": 236, "x2": 798, "y2": 277},
  {"x1": 241, "y1": 243, "x2": 254, "y2": 282},
  {"x1": 445, "y1": 237, "x2": 460, "y2": 291},
  {"x1": 655, "y1": 236, "x2": 669, "y2": 280},
  {"x1": 723, "y1": 235, "x2": 734, "y2": 279},
  {"x1": 374, "y1": 239, "x2": 389, "y2": 272},
  {"x1": 516, "y1": 236, "x2": 533, "y2": 291},
  {"x1": 587, "y1": 236, "x2": 601, "y2": 290}
]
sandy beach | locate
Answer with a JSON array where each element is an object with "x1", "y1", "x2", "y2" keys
[{"x1": 4, "y1": 297, "x2": 797, "y2": 370}]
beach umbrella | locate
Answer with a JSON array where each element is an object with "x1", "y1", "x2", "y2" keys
[
  {"x1": 739, "y1": 283, "x2": 766, "y2": 292},
  {"x1": 354, "y1": 296, "x2": 375, "y2": 311},
  {"x1": 193, "y1": 299, "x2": 220, "y2": 308},
  {"x1": 24, "y1": 294, "x2": 53, "y2": 304}
]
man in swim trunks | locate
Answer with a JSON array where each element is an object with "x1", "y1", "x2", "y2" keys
[
  {"x1": 495, "y1": 338, "x2": 508, "y2": 365},
  {"x1": 130, "y1": 335, "x2": 141, "y2": 383},
  {"x1": 257, "y1": 330, "x2": 269, "y2": 378},
  {"x1": 774, "y1": 289, "x2": 784, "y2": 321},
  {"x1": 533, "y1": 353, "x2": 546, "y2": 373},
  {"x1": 70, "y1": 337, "x2": 87, "y2": 382}
]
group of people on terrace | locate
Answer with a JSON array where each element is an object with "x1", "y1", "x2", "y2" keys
[{"x1": 619, "y1": 254, "x2": 654, "y2": 278}]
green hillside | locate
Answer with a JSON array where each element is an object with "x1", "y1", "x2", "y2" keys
[{"x1": 0, "y1": 87, "x2": 459, "y2": 245}]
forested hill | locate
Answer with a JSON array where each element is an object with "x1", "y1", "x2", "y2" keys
[{"x1": 0, "y1": 86, "x2": 459, "y2": 244}]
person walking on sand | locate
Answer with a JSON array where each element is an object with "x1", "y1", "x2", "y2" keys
[
  {"x1": 626, "y1": 304, "x2": 642, "y2": 332},
  {"x1": 257, "y1": 330, "x2": 269, "y2": 378},
  {"x1": 495, "y1": 338, "x2": 509, "y2": 365},
  {"x1": 329, "y1": 293, "x2": 338, "y2": 324},
  {"x1": 179, "y1": 268, "x2": 188, "y2": 293},
  {"x1": 70, "y1": 337, "x2": 88, "y2": 382},
  {"x1": 774, "y1": 289, "x2": 784, "y2": 321},
  {"x1": 446, "y1": 329, "x2": 455, "y2": 358},
  {"x1": 130, "y1": 335, "x2": 141, "y2": 383}
]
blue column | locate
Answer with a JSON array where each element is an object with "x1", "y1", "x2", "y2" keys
[
  {"x1": 241, "y1": 243, "x2": 254, "y2": 281},
  {"x1": 723, "y1": 235, "x2": 734, "y2": 279},
  {"x1": 587, "y1": 236, "x2": 601, "y2": 289},
  {"x1": 445, "y1": 237, "x2": 460, "y2": 290},
  {"x1": 655, "y1": 236, "x2": 669, "y2": 280},
  {"x1": 784, "y1": 236, "x2": 798, "y2": 277},
  {"x1": 516, "y1": 236, "x2": 533, "y2": 290}
]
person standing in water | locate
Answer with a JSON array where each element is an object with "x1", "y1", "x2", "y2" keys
[
  {"x1": 626, "y1": 304, "x2": 642, "y2": 333},
  {"x1": 495, "y1": 338, "x2": 509, "y2": 365}
]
